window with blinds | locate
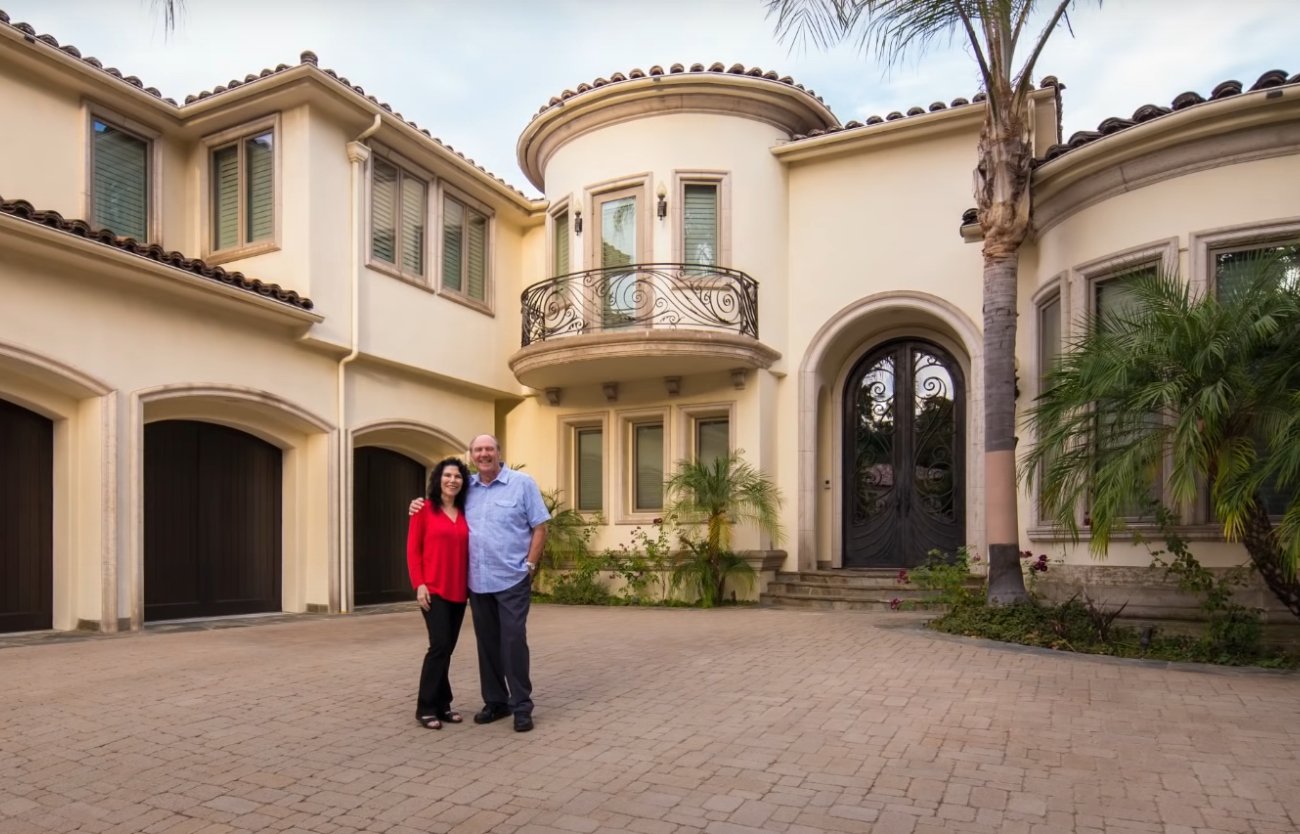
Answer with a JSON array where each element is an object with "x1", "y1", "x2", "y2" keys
[
  {"x1": 1036, "y1": 292, "x2": 1061, "y2": 522},
  {"x1": 633, "y1": 422, "x2": 664, "y2": 512},
  {"x1": 682, "y1": 183, "x2": 718, "y2": 267},
  {"x1": 91, "y1": 119, "x2": 149, "y2": 241},
  {"x1": 575, "y1": 427, "x2": 602, "y2": 512},
  {"x1": 370, "y1": 158, "x2": 426, "y2": 277},
  {"x1": 695, "y1": 418, "x2": 729, "y2": 466},
  {"x1": 442, "y1": 195, "x2": 489, "y2": 303},
  {"x1": 211, "y1": 130, "x2": 274, "y2": 252},
  {"x1": 553, "y1": 210, "x2": 570, "y2": 276}
]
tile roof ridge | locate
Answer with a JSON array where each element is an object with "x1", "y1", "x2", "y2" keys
[
  {"x1": 0, "y1": 12, "x2": 536, "y2": 201},
  {"x1": 1036, "y1": 68, "x2": 1298, "y2": 166},
  {"x1": 182, "y1": 50, "x2": 534, "y2": 200},
  {"x1": 0, "y1": 195, "x2": 314, "y2": 311},
  {"x1": 530, "y1": 62, "x2": 834, "y2": 122},
  {"x1": 782, "y1": 78, "x2": 1060, "y2": 142}
]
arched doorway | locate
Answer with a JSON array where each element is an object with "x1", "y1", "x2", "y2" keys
[
  {"x1": 843, "y1": 339, "x2": 964, "y2": 568},
  {"x1": 0, "y1": 397, "x2": 53, "y2": 632},
  {"x1": 353, "y1": 447, "x2": 424, "y2": 606},
  {"x1": 144, "y1": 420, "x2": 282, "y2": 621}
]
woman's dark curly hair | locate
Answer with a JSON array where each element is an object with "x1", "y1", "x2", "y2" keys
[{"x1": 426, "y1": 457, "x2": 470, "y2": 511}]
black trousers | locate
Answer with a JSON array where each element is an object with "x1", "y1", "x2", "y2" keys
[
  {"x1": 416, "y1": 594, "x2": 467, "y2": 718},
  {"x1": 469, "y1": 575, "x2": 533, "y2": 716}
]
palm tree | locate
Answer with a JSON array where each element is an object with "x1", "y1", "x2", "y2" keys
[
  {"x1": 768, "y1": 0, "x2": 1088, "y2": 603},
  {"x1": 665, "y1": 451, "x2": 784, "y2": 607},
  {"x1": 1022, "y1": 260, "x2": 1300, "y2": 619}
]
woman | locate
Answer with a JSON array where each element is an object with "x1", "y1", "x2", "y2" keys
[{"x1": 406, "y1": 457, "x2": 471, "y2": 729}]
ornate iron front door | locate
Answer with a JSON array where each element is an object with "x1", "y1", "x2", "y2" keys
[{"x1": 843, "y1": 340, "x2": 964, "y2": 568}]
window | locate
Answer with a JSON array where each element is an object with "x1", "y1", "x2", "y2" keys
[
  {"x1": 682, "y1": 183, "x2": 718, "y2": 267},
  {"x1": 695, "y1": 417, "x2": 729, "y2": 466},
  {"x1": 1093, "y1": 264, "x2": 1160, "y2": 519},
  {"x1": 1214, "y1": 242, "x2": 1300, "y2": 298},
  {"x1": 1213, "y1": 240, "x2": 1300, "y2": 517},
  {"x1": 1035, "y1": 289, "x2": 1062, "y2": 522},
  {"x1": 371, "y1": 157, "x2": 426, "y2": 278},
  {"x1": 442, "y1": 195, "x2": 488, "y2": 303},
  {"x1": 211, "y1": 129, "x2": 274, "y2": 252},
  {"x1": 574, "y1": 426, "x2": 603, "y2": 512},
  {"x1": 674, "y1": 171, "x2": 730, "y2": 267},
  {"x1": 90, "y1": 118, "x2": 149, "y2": 241},
  {"x1": 553, "y1": 209, "x2": 570, "y2": 276},
  {"x1": 632, "y1": 421, "x2": 664, "y2": 512}
]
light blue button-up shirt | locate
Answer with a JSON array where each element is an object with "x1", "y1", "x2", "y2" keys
[{"x1": 465, "y1": 466, "x2": 551, "y2": 594}]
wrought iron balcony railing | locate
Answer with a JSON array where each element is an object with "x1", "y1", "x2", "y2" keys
[{"x1": 520, "y1": 263, "x2": 759, "y2": 347}]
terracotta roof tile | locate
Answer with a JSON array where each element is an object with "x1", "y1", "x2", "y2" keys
[
  {"x1": 0, "y1": 196, "x2": 314, "y2": 311},
  {"x1": 530, "y1": 62, "x2": 830, "y2": 121},
  {"x1": 786, "y1": 83, "x2": 1010, "y2": 142},
  {"x1": 0, "y1": 13, "x2": 531, "y2": 198},
  {"x1": 1037, "y1": 68, "x2": 1298, "y2": 165}
]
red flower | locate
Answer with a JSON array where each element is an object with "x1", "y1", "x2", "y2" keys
[{"x1": 889, "y1": 597, "x2": 902, "y2": 610}]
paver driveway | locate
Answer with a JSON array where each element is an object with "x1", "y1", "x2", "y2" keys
[{"x1": 2, "y1": 606, "x2": 1298, "y2": 834}]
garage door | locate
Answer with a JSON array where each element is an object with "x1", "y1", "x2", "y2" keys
[
  {"x1": 145, "y1": 420, "x2": 281, "y2": 621},
  {"x1": 0, "y1": 398, "x2": 53, "y2": 632}
]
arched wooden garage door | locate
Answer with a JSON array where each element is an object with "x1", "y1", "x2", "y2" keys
[
  {"x1": 353, "y1": 447, "x2": 424, "y2": 606},
  {"x1": 145, "y1": 420, "x2": 281, "y2": 621},
  {"x1": 0, "y1": 398, "x2": 53, "y2": 632}
]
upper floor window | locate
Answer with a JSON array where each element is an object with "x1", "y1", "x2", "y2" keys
[
  {"x1": 211, "y1": 129, "x2": 274, "y2": 253},
  {"x1": 371, "y1": 157, "x2": 427, "y2": 279},
  {"x1": 90, "y1": 118, "x2": 149, "y2": 241},
  {"x1": 682, "y1": 183, "x2": 718, "y2": 267},
  {"x1": 553, "y1": 208, "x2": 570, "y2": 276},
  {"x1": 442, "y1": 194, "x2": 489, "y2": 304}
]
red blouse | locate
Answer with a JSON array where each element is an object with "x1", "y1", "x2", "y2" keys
[{"x1": 406, "y1": 504, "x2": 469, "y2": 604}]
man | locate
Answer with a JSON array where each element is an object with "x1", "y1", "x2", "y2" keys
[{"x1": 411, "y1": 434, "x2": 549, "y2": 732}]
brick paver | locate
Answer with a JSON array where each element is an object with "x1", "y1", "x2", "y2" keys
[{"x1": 2, "y1": 606, "x2": 1298, "y2": 833}]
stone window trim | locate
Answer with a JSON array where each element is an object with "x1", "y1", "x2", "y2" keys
[
  {"x1": 547, "y1": 195, "x2": 572, "y2": 278},
  {"x1": 615, "y1": 406, "x2": 670, "y2": 525},
  {"x1": 1066, "y1": 237, "x2": 1181, "y2": 526},
  {"x1": 675, "y1": 401, "x2": 736, "y2": 463},
  {"x1": 437, "y1": 182, "x2": 495, "y2": 315},
  {"x1": 558, "y1": 412, "x2": 607, "y2": 517},
  {"x1": 1030, "y1": 276, "x2": 1065, "y2": 526},
  {"x1": 83, "y1": 101, "x2": 162, "y2": 245},
  {"x1": 200, "y1": 113, "x2": 282, "y2": 265},
  {"x1": 366, "y1": 145, "x2": 434, "y2": 287},
  {"x1": 671, "y1": 170, "x2": 731, "y2": 268},
  {"x1": 1189, "y1": 216, "x2": 1300, "y2": 299}
]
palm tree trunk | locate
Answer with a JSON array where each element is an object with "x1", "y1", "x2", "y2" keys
[
  {"x1": 1240, "y1": 498, "x2": 1300, "y2": 618},
  {"x1": 978, "y1": 115, "x2": 1032, "y2": 606}
]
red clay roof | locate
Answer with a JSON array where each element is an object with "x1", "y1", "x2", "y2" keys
[
  {"x1": 0, "y1": 11, "x2": 531, "y2": 199},
  {"x1": 0, "y1": 197, "x2": 315, "y2": 311}
]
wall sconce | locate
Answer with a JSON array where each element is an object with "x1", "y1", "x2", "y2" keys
[
  {"x1": 572, "y1": 193, "x2": 583, "y2": 234},
  {"x1": 656, "y1": 182, "x2": 667, "y2": 220}
]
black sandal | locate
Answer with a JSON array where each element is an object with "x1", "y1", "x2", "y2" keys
[
  {"x1": 440, "y1": 710, "x2": 463, "y2": 724},
  {"x1": 417, "y1": 714, "x2": 443, "y2": 730}
]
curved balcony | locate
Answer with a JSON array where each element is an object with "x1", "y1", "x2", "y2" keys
[{"x1": 509, "y1": 263, "x2": 781, "y2": 390}]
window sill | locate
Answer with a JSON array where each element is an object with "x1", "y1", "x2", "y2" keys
[
  {"x1": 440, "y1": 290, "x2": 494, "y2": 316},
  {"x1": 206, "y1": 240, "x2": 279, "y2": 266},
  {"x1": 1027, "y1": 523, "x2": 1228, "y2": 544},
  {"x1": 367, "y1": 260, "x2": 433, "y2": 292},
  {"x1": 614, "y1": 512, "x2": 666, "y2": 527}
]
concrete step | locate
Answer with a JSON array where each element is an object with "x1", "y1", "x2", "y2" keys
[{"x1": 761, "y1": 569, "x2": 982, "y2": 611}]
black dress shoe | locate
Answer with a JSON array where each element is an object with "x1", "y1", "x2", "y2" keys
[
  {"x1": 473, "y1": 705, "x2": 510, "y2": 725},
  {"x1": 513, "y1": 713, "x2": 534, "y2": 732}
]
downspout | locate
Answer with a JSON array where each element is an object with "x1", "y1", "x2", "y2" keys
[{"x1": 338, "y1": 114, "x2": 382, "y2": 614}]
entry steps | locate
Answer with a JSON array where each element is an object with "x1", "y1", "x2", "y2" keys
[{"x1": 761, "y1": 569, "x2": 983, "y2": 611}]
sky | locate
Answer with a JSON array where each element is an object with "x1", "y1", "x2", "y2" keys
[{"x1": 5, "y1": 0, "x2": 1296, "y2": 197}]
